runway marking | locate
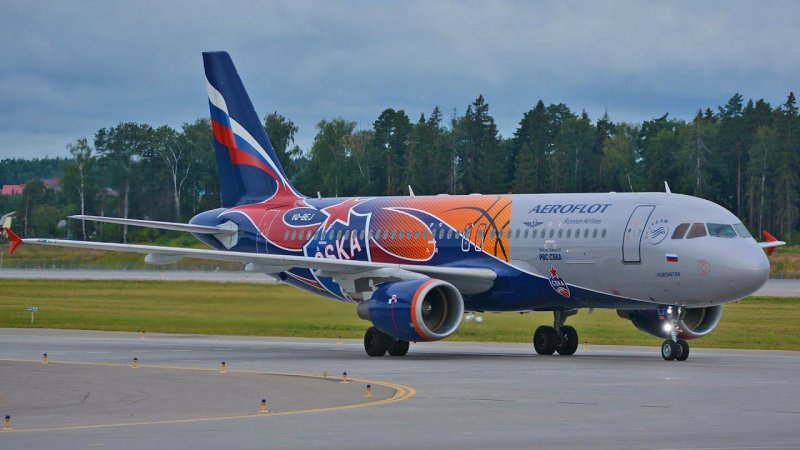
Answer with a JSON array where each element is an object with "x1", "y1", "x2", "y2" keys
[{"x1": 0, "y1": 358, "x2": 416, "y2": 433}]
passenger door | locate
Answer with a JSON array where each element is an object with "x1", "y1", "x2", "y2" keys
[{"x1": 622, "y1": 205, "x2": 655, "y2": 263}]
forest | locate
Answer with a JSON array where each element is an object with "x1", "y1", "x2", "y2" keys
[{"x1": 1, "y1": 91, "x2": 798, "y2": 244}]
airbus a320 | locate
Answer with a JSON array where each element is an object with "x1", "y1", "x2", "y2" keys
[{"x1": 4, "y1": 52, "x2": 785, "y2": 361}]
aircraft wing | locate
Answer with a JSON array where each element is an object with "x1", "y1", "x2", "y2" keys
[{"x1": 8, "y1": 231, "x2": 496, "y2": 297}]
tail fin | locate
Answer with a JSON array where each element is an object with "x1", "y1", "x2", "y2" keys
[{"x1": 203, "y1": 51, "x2": 304, "y2": 207}]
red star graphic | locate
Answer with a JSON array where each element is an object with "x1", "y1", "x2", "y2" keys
[
  {"x1": 321, "y1": 197, "x2": 368, "y2": 232},
  {"x1": 549, "y1": 266, "x2": 559, "y2": 277}
]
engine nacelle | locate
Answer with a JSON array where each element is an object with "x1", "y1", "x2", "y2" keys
[
  {"x1": 617, "y1": 305, "x2": 723, "y2": 340},
  {"x1": 357, "y1": 279, "x2": 464, "y2": 342}
]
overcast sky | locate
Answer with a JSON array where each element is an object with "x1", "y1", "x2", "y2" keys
[{"x1": 1, "y1": 1, "x2": 798, "y2": 160}]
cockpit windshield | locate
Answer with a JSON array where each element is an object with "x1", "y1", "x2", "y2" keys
[
  {"x1": 733, "y1": 223, "x2": 752, "y2": 238},
  {"x1": 707, "y1": 223, "x2": 737, "y2": 238},
  {"x1": 671, "y1": 222, "x2": 751, "y2": 239}
]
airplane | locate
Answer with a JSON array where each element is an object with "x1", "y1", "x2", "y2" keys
[{"x1": 3, "y1": 51, "x2": 786, "y2": 361}]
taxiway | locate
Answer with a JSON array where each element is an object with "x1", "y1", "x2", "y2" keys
[{"x1": 1, "y1": 329, "x2": 798, "y2": 449}]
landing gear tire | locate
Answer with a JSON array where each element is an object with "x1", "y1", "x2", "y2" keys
[
  {"x1": 364, "y1": 326, "x2": 390, "y2": 357},
  {"x1": 387, "y1": 339, "x2": 410, "y2": 357},
  {"x1": 675, "y1": 339, "x2": 690, "y2": 361},
  {"x1": 556, "y1": 325, "x2": 579, "y2": 356},
  {"x1": 661, "y1": 340, "x2": 678, "y2": 361},
  {"x1": 533, "y1": 325, "x2": 557, "y2": 355}
]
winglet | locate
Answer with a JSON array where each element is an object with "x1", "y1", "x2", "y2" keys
[
  {"x1": 760, "y1": 230, "x2": 785, "y2": 256},
  {"x1": 4, "y1": 228, "x2": 21, "y2": 255}
]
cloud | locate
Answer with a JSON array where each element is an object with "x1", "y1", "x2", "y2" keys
[{"x1": 0, "y1": 1, "x2": 798, "y2": 159}]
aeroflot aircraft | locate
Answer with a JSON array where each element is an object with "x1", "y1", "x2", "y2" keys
[{"x1": 5, "y1": 52, "x2": 786, "y2": 360}]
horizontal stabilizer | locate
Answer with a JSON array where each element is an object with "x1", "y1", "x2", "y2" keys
[{"x1": 69, "y1": 215, "x2": 235, "y2": 235}]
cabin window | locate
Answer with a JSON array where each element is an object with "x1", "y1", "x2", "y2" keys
[
  {"x1": 601, "y1": 228, "x2": 607, "y2": 238},
  {"x1": 549, "y1": 229, "x2": 555, "y2": 239},
  {"x1": 284, "y1": 231, "x2": 289, "y2": 240},
  {"x1": 566, "y1": 229, "x2": 572, "y2": 238},
  {"x1": 391, "y1": 230, "x2": 397, "y2": 240},
  {"x1": 415, "y1": 230, "x2": 421, "y2": 239},
  {"x1": 592, "y1": 229, "x2": 598, "y2": 238},
  {"x1": 490, "y1": 229, "x2": 496, "y2": 239},
  {"x1": 707, "y1": 223, "x2": 736, "y2": 238},
  {"x1": 557, "y1": 229, "x2": 563, "y2": 238},
  {"x1": 671, "y1": 223, "x2": 690, "y2": 239},
  {"x1": 733, "y1": 223, "x2": 751, "y2": 238},
  {"x1": 523, "y1": 229, "x2": 529, "y2": 238},
  {"x1": 307, "y1": 231, "x2": 313, "y2": 240},
  {"x1": 438, "y1": 228, "x2": 445, "y2": 240},
  {"x1": 686, "y1": 223, "x2": 707, "y2": 239},
  {"x1": 515, "y1": 229, "x2": 520, "y2": 239},
  {"x1": 336, "y1": 230, "x2": 343, "y2": 240},
  {"x1": 383, "y1": 229, "x2": 389, "y2": 239},
  {"x1": 447, "y1": 229, "x2": 453, "y2": 239},
  {"x1": 583, "y1": 229, "x2": 589, "y2": 238},
  {"x1": 497, "y1": 230, "x2": 504, "y2": 238}
]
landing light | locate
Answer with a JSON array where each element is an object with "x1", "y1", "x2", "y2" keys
[{"x1": 663, "y1": 323, "x2": 674, "y2": 333}]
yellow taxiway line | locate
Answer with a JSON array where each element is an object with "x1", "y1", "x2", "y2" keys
[{"x1": 0, "y1": 359, "x2": 416, "y2": 433}]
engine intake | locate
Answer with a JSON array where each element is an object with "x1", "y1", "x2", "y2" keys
[
  {"x1": 358, "y1": 279, "x2": 464, "y2": 342},
  {"x1": 617, "y1": 305, "x2": 723, "y2": 340}
]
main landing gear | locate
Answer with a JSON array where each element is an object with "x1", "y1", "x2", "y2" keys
[
  {"x1": 363, "y1": 326, "x2": 410, "y2": 357},
  {"x1": 660, "y1": 306, "x2": 690, "y2": 361},
  {"x1": 533, "y1": 310, "x2": 579, "y2": 356}
]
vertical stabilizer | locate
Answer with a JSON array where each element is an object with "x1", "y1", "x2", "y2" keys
[{"x1": 203, "y1": 51, "x2": 303, "y2": 207}]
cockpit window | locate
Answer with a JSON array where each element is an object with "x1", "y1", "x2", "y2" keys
[
  {"x1": 733, "y1": 223, "x2": 752, "y2": 238},
  {"x1": 707, "y1": 223, "x2": 737, "y2": 238},
  {"x1": 671, "y1": 223, "x2": 690, "y2": 239},
  {"x1": 686, "y1": 223, "x2": 707, "y2": 239}
]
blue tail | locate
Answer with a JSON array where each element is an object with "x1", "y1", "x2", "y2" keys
[{"x1": 203, "y1": 51, "x2": 303, "y2": 207}]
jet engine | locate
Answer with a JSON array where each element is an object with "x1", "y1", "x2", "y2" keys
[
  {"x1": 617, "y1": 305, "x2": 723, "y2": 340},
  {"x1": 357, "y1": 278, "x2": 464, "y2": 342}
]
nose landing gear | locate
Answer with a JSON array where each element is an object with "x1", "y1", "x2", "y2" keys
[
  {"x1": 533, "y1": 310, "x2": 579, "y2": 356},
  {"x1": 661, "y1": 306, "x2": 690, "y2": 361}
]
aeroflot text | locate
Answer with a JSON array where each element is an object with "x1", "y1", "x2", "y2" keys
[{"x1": 528, "y1": 203, "x2": 613, "y2": 214}]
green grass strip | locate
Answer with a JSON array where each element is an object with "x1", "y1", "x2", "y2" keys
[{"x1": 1, "y1": 279, "x2": 798, "y2": 350}]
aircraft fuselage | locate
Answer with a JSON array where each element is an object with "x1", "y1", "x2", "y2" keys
[{"x1": 191, "y1": 191, "x2": 769, "y2": 312}]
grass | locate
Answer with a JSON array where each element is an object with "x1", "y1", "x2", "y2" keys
[{"x1": 0, "y1": 279, "x2": 798, "y2": 350}]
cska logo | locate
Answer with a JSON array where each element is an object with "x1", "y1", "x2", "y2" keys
[
  {"x1": 548, "y1": 266, "x2": 571, "y2": 298},
  {"x1": 388, "y1": 294, "x2": 398, "y2": 305}
]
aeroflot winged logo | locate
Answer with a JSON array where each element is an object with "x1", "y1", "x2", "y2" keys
[{"x1": 548, "y1": 266, "x2": 571, "y2": 298}]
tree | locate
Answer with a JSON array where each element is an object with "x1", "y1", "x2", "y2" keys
[
  {"x1": 66, "y1": 137, "x2": 94, "y2": 239},
  {"x1": 452, "y1": 96, "x2": 503, "y2": 194},
  {"x1": 369, "y1": 109, "x2": 411, "y2": 195},
  {"x1": 600, "y1": 123, "x2": 640, "y2": 192},
  {"x1": 94, "y1": 123, "x2": 155, "y2": 242},
  {"x1": 308, "y1": 118, "x2": 357, "y2": 197},
  {"x1": 264, "y1": 112, "x2": 302, "y2": 177}
]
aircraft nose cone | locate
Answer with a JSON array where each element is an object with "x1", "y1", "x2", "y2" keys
[{"x1": 725, "y1": 244, "x2": 770, "y2": 298}]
